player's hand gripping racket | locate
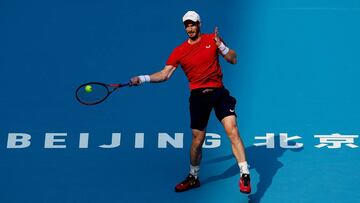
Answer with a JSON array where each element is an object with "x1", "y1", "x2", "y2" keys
[{"x1": 75, "y1": 82, "x2": 131, "y2": 105}]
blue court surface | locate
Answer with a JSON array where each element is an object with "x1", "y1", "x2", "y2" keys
[{"x1": 1, "y1": 0, "x2": 360, "y2": 202}]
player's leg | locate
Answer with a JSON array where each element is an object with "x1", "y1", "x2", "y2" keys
[
  {"x1": 214, "y1": 88, "x2": 251, "y2": 194},
  {"x1": 175, "y1": 129, "x2": 206, "y2": 192},
  {"x1": 175, "y1": 89, "x2": 212, "y2": 192},
  {"x1": 190, "y1": 128, "x2": 206, "y2": 168},
  {"x1": 221, "y1": 115, "x2": 247, "y2": 163}
]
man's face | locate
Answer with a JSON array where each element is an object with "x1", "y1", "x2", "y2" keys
[{"x1": 184, "y1": 20, "x2": 200, "y2": 40}]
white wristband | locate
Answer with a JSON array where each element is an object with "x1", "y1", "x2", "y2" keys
[
  {"x1": 138, "y1": 75, "x2": 151, "y2": 84},
  {"x1": 218, "y1": 42, "x2": 230, "y2": 55}
]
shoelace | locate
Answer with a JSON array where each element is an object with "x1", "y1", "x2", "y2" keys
[
  {"x1": 181, "y1": 175, "x2": 196, "y2": 184},
  {"x1": 242, "y1": 175, "x2": 250, "y2": 186}
]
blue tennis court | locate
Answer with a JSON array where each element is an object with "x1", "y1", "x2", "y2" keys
[{"x1": 1, "y1": 0, "x2": 359, "y2": 202}]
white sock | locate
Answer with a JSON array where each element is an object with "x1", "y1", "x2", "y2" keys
[
  {"x1": 190, "y1": 165, "x2": 200, "y2": 178},
  {"x1": 238, "y1": 161, "x2": 250, "y2": 176}
]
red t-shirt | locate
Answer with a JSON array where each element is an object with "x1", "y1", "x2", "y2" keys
[{"x1": 166, "y1": 33, "x2": 223, "y2": 90}]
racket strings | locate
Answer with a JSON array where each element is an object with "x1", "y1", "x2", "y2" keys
[{"x1": 76, "y1": 83, "x2": 109, "y2": 105}]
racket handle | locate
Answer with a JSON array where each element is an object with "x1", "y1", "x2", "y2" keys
[
  {"x1": 123, "y1": 82, "x2": 132, "y2": 87},
  {"x1": 109, "y1": 82, "x2": 131, "y2": 87}
]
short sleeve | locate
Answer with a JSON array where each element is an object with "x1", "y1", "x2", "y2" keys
[{"x1": 166, "y1": 47, "x2": 180, "y2": 68}]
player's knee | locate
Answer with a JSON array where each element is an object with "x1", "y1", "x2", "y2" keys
[
  {"x1": 225, "y1": 124, "x2": 238, "y2": 135},
  {"x1": 192, "y1": 129, "x2": 205, "y2": 141},
  {"x1": 192, "y1": 136, "x2": 205, "y2": 146},
  {"x1": 225, "y1": 126, "x2": 240, "y2": 142}
]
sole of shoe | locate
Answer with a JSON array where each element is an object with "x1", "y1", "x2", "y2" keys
[{"x1": 175, "y1": 182, "x2": 200, "y2": 192}]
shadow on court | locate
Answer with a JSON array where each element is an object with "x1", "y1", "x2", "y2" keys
[{"x1": 202, "y1": 142, "x2": 303, "y2": 203}]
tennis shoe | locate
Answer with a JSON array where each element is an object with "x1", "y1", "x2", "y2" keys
[
  {"x1": 175, "y1": 174, "x2": 200, "y2": 192},
  {"x1": 239, "y1": 173, "x2": 251, "y2": 194}
]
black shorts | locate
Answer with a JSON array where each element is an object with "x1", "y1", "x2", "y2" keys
[{"x1": 189, "y1": 87, "x2": 237, "y2": 130}]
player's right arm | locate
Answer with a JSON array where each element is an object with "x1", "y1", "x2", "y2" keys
[{"x1": 130, "y1": 65, "x2": 176, "y2": 85}]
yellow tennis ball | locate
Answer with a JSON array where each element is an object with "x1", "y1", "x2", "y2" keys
[{"x1": 85, "y1": 85, "x2": 92, "y2": 93}]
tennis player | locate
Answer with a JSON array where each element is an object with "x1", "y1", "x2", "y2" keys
[{"x1": 131, "y1": 11, "x2": 251, "y2": 194}]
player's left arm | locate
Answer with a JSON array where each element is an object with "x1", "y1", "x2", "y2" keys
[{"x1": 214, "y1": 27, "x2": 237, "y2": 64}]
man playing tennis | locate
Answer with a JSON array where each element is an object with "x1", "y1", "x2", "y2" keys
[{"x1": 131, "y1": 11, "x2": 251, "y2": 194}]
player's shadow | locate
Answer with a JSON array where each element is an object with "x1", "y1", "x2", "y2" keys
[{"x1": 202, "y1": 141, "x2": 303, "y2": 203}]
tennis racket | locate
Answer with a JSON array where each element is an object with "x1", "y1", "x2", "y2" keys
[{"x1": 75, "y1": 82, "x2": 131, "y2": 105}]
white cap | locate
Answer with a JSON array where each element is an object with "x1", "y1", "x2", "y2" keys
[{"x1": 182, "y1": 11, "x2": 201, "y2": 23}]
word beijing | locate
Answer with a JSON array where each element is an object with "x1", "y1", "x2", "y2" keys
[
  {"x1": 3, "y1": 132, "x2": 359, "y2": 149},
  {"x1": 5, "y1": 133, "x2": 221, "y2": 149}
]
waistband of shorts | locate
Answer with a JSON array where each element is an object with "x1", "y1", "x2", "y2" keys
[{"x1": 191, "y1": 87, "x2": 224, "y2": 94}]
